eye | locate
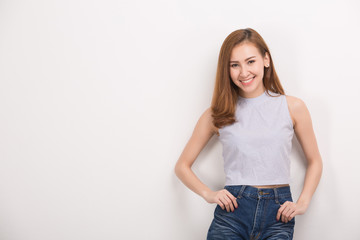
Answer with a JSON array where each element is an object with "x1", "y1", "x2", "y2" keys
[
  {"x1": 230, "y1": 63, "x2": 239, "y2": 68},
  {"x1": 248, "y1": 60, "x2": 255, "y2": 64}
]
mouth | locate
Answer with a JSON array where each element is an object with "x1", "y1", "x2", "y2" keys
[{"x1": 240, "y1": 76, "x2": 255, "y2": 85}]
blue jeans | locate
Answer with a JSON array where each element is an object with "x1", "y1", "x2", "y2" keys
[{"x1": 207, "y1": 185, "x2": 295, "y2": 240}]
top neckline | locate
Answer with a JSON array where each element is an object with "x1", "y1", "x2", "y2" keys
[
  {"x1": 238, "y1": 90, "x2": 268, "y2": 104},
  {"x1": 237, "y1": 90, "x2": 281, "y2": 105}
]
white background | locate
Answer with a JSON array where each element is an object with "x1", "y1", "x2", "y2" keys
[{"x1": 0, "y1": 0, "x2": 359, "y2": 239}]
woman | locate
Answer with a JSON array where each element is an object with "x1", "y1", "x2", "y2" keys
[{"x1": 174, "y1": 28, "x2": 323, "y2": 239}]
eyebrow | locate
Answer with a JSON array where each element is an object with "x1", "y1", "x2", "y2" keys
[{"x1": 229, "y1": 56, "x2": 256, "y2": 63}]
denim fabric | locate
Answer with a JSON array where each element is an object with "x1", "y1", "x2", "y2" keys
[{"x1": 207, "y1": 185, "x2": 295, "y2": 240}]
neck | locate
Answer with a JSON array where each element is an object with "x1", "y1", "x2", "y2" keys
[{"x1": 239, "y1": 87, "x2": 266, "y2": 98}]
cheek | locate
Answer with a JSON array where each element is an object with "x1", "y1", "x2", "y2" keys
[
  {"x1": 254, "y1": 65, "x2": 264, "y2": 75},
  {"x1": 229, "y1": 69, "x2": 238, "y2": 80}
]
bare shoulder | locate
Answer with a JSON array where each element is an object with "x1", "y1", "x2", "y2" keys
[
  {"x1": 202, "y1": 107, "x2": 219, "y2": 136},
  {"x1": 285, "y1": 95, "x2": 309, "y2": 128},
  {"x1": 285, "y1": 95, "x2": 305, "y2": 108}
]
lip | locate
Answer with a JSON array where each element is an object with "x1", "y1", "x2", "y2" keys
[{"x1": 240, "y1": 76, "x2": 255, "y2": 86}]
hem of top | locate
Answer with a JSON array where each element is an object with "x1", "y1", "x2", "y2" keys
[{"x1": 225, "y1": 183, "x2": 290, "y2": 186}]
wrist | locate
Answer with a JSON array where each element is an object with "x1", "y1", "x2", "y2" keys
[
  {"x1": 201, "y1": 189, "x2": 213, "y2": 199},
  {"x1": 296, "y1": 199, "x2": 310, "y2": 207}
]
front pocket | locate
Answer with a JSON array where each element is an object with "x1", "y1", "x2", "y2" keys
[{"x1": 224, "y1": 186, "x2": 241, "y2": 199}]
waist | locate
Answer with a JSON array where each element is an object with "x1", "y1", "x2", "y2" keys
[
  {"x1": 250, "y1": 184, "x2": 289, "y2": 189},
  {"x1": 224, "y1": 184, "x2": 292, "y2": 199}
]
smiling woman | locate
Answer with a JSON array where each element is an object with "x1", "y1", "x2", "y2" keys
[
  {"x1": 229, "y1": 45, "x2": 268, "y2": 92},
  {"x1": 174, "y1": 28, "x2": 323, "y2": 240}
]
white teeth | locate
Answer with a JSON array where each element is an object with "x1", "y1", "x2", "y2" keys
[{"x1": 242, "y1": 77, "x2": 255, "y2": 83}]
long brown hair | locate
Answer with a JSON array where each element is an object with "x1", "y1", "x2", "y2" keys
[{"x1": 211, "y1": 28, "x2": 285, "y2": 135}]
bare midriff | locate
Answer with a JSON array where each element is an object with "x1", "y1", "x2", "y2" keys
[{"x1": 250, "y1": 184, "x2": 289, "y2": 189}]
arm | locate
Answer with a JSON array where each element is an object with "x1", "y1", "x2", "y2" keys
[
  {"x1": 174, "y1": 107, "x2": 217, "y2": 200},
  {"x1": 287, "y1": 95, "x2": 323, "y2": 207}
]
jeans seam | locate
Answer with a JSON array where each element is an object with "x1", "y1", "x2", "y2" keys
[{"x1": 236, "y1": 185, "x2": 246, "y2": 199}]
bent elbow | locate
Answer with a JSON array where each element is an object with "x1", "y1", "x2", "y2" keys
[{"x1": 174, "y1": 162, "x2": 190, "y2": 177}]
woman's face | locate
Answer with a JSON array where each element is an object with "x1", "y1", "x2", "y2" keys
[{"x1": 229, "y1": 42, "x2": 270, "y2": 98}]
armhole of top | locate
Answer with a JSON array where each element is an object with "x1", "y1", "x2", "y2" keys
[
  {"x1": 283, "y1": 95, "x2": 294, "y2": 129},
  {"x1": 210, "y1": 111, "x2": 220, "y2": 137},
  {"x1": 214, "y1": 126, "x2": 220, "y2": 136}
]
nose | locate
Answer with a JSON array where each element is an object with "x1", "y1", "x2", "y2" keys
[{"x1": 239, "y1": 67, "x2": 250, "y2": 78}]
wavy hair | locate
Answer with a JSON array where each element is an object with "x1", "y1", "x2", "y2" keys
[{"x1": 211, "y1": 28, "x2": 285, "y2": 135}]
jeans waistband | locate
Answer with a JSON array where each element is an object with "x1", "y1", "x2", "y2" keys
[{"x1": 224, "y1": 185, "x2": 292, "y2": 201}]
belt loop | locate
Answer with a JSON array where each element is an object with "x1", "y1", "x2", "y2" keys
[
  {"x1": 274, "y1": 187, "x2": 279, "y2": 204},
  {"x1": 237, "y1": 185, "x2": 246, "y2": 199}
]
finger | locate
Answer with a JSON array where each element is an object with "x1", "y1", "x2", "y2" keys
[
  {"x1": 233, "y1": 196, "x2": 238, "y2": 209},
  {"x1": 281, "y1": 206, "x2": 288, "y2": 222},
  {"x1": 284, "y1": 204, "x2": 295, "y2": 222},
  {"x1": 287, "y1": 209, "x2": 296, "y2": 222},
  {"x1": 224, "y1": 190, "x2": 238, "y2": 209},
  {"x1": 223, "y1": 195, "x2": 233, "y2": 212},
  {"x1": 280, "y1": 202, "x2": 290, "y2": 223},
  {"x1": 219, "y1": 196, "x2": 229, "y2": 212},
  {"x1": 281, "y1": 210, "x2": 286, "y2": 223},
  {"x1": 276, "y1": 205, "x2": 283, "y2": 221},
  {"x1": 286, "y1": 209, "x2": 294, "y2": 222},
  {"x1": 284, "y1": 207, "x2": 295, "y2": 223},
  {"x1": 283, "y1": 207, "x2": 291, "y2": 219},
  {"x1": 225, "y1": 192, "x2": 237, "y2": 211},
  {"x1": 223, "y1": 190, "x2": 236, "y2": 211},
  {"x1": 277, "y1": 204, "x2": 285, "y2": 221},
  {"x1": 218, "y1": 199, "x2": 226, "y2": 210},
  {"x1": 289, "y1": 211, "x2": 296, "y2": 219}
]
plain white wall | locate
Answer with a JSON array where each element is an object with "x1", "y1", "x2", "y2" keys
[{"x1": 0, "y1": 0, "x2": 359, "y2": 239}]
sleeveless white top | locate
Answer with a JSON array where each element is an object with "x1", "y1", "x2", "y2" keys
[{"x1": 218, "y1": 90, "x2": 294, "y2": 186}]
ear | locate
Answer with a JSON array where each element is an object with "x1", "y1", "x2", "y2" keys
[{"x1": 264, "y1": 52, "x2": 270, "y2": 66}]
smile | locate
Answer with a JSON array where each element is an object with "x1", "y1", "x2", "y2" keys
[{"x1": 240, "y1": 76, "x2": 255, "y2": 85}]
